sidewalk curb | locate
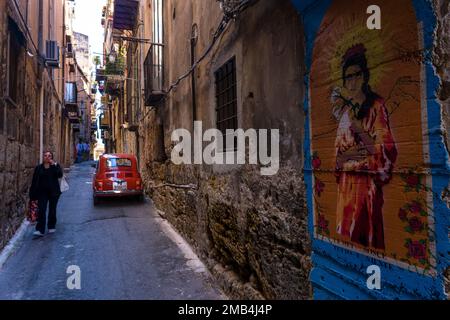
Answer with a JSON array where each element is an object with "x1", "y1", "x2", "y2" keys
[{"x1": 0, "y1": 219, "x2": 30, "y2": 270}]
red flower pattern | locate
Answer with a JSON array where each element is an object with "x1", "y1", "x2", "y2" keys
[
  {"x1": 315, "y1": 179, "x2": 325, "y2": 197},
  {"x1": 312, "y1": 156, "x2": 321, "y2": 170},
  {"x1": 406, "y1": 175, "x2": 419, "y2": 188},
  {"x1": 398, "y1": 208, "x2": 408, "y2": 221},
  {"x1": 317, "y1": 214, "x2": 329, "y2": 234},
  {"x1": 408, "y1": 217, "x2": 424, "y2": 232},
  {"x1": 407, "y1": 241, "x2": 427, "y2": 260},
  {"x1": 409, "y1": 201, "x2": 422, "y2": 214}
]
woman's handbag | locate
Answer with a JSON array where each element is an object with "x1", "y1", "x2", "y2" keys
[
  {"x1": 59, "y1": 175, "x2": 70, "y2": 193},
  {"x1": 27, "y1": 200, "x2": 38, "y2": 223}
]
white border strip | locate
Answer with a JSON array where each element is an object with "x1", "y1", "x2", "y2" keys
[
  {"x1": 0, "y1": 219, "x2": 29, "y2": 270},
  {"x1": 153, "y1": 210, "x2": 207, "y2": 274}
]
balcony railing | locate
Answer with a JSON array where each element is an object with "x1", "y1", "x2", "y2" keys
[
  {"x1": 67, "y1": 111, "x2": 80, "y2": 124},
  {"x1": 144, "y1": 43, "x2": 165, "y2": 105},
  {"x1": 113, "y1": 0, "x2": 139, "y2": 30},
  {"x1": 100, "y1": 113, "x2": 111, "y2": 129},
  {"x1": 65, "y1": 82, "x2": 77, "y2": 104},
  {"x1": 65, "y1": 82, "x2": 79, "y2": 113}
]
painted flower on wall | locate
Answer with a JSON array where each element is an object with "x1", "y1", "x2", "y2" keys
[
  {"x1": 315, "y1": 179, "x2": 325, "y2": 197},
  {"x1": 312, "y1": 152, "x2": 321, "y2": 170},
  {"x1": 400, "y1": 171, "x2": 427, "y2": 193},
  {"x1": 399, "y1": 201, "x2": 427, "y2": 234},
  {"x1": 405, "y1": 175, "x2": 419, "y2": 187},
  {"x1": 317, "y1": 214, "x2": 330, "y2": 235},
  {"x1": 407, "y1": 216, "x2": 424, "y2": 233},
  {"x1": 405, "y1": 239, "x2": 428, "y2": 264},
  {"x1": 398, "y1": 207, "x2": 408, "y2": 221},
  {"x1": 409, "y1": 200, "x2": 423, "y2": 214}
]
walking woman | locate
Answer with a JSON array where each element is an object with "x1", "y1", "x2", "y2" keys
[{"x1": 29, "y1": 151, "x2": 63, "y2": 237}]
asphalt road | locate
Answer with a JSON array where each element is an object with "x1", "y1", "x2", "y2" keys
[{"x1": 0, "y1": 162, "x2": 224, "y2": 300}]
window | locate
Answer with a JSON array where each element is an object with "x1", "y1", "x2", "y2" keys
[
  {"x1": 215, "y1": 57, "x2": 237, "y2": 149},
  {"x1": 144, "y1": 0, "x2": 164, "y2": 105},
  {"x1": 7, "y1": 18, "x2": 24, "y2": 104},
  {"x1": 107, "y1": 158, "x2": 132, "y2": 168},
  {"x1": 126, "y1": 46, "x2": 134, "y2": 122},
  {"x1": 65, "y1": 82, "x2": 77, "y2": 104}
]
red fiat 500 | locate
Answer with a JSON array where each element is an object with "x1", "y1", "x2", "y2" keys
[{"x1": 92, "y1": 154, "x2": 144, "y2": 205}]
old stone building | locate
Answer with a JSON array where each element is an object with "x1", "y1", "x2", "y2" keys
[
  {"x1": 0, "y1": 0, "x2": 93, "y2": 249},
  {"x1": 102, "y1": 0, "x2": 449, "y2": 299}
]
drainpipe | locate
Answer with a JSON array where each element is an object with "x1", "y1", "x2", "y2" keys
[
  {"x1": 38, "y1": 0, "x2": 44, "y2": 163},
  {"x1": 191, "y1": 24, "x2": 198, "y2": 126},
  {"x1": 39, "y1": 86, "x2": 44, "y2": 163},
  {"x1": 136, "y1": 14, "x2": 145, "y2": 167}
]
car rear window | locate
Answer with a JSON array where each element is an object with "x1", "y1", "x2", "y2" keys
[{"x1": 106, "y1": 158, "x2": 132, "y2": 168}]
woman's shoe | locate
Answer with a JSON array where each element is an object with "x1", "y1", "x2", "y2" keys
[
  {"x1": 48, "y1": 229, "x2": 56, "y2": 234},
  {"x1": 33, "y1": 231, "x2": 45, "y2": 237}
]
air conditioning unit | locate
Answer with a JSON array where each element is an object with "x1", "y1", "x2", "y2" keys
[{"x1": 45, "y1": 40, "x2": 60, "y2": 68}]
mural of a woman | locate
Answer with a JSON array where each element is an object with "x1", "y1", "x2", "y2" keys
[{"x1": 331, "y1": 44, "x2": 397, "y2": 250}]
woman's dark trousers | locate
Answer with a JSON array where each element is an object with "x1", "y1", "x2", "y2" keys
[{"x1": 36, "y1": 193, "x2": 59, "y2": 234}]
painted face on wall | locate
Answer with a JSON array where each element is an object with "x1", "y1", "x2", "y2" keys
[{"x1": 343, "y1": 65, "x2": 364, "y2": 94}]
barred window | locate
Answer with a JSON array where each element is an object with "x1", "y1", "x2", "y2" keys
[
  {"x1": 7, "y1": 18, "x2": 25, "y2": 104},
  {"x1": 215, "y1": 57, "x2": 237, "y2": 150}
]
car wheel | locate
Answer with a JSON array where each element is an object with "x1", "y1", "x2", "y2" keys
[
  {"x1": 137, "y1": 194, "x2": 144, "y2": 202},
  {"x1": 93, "y1": 196, "x2": 100, "y2": 206}
]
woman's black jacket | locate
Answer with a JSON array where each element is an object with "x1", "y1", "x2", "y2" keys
[{"x1": 29, "y1": 163, "x2": 64, "y2": 200}]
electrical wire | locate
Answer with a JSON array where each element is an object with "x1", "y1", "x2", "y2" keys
[
  {"x1": 162, "y1": 0, "x2": 257, "y2": 96},
  {"x1": 162, "y1": 16, "x2": 229, "y2": 96}
]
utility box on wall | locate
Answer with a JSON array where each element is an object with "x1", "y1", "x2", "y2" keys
[{"x1": 291, "y1": 0, "x2": 449, "y2": 299}]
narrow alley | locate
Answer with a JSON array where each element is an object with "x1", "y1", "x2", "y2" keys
[
  {"x1": 0, "y1": 162, "x2": 223, "y2": 300},
  {"x1": 0, "y1": 0, "x2": 449, "y2": 302}
]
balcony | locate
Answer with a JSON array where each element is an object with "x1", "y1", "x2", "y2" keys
[
  {"x1": 144, "y1": 44, "x2": 165, "y2": 106},
  {"x1": 91, "y1": 121, "x2": 98, "y2": 133},
  {"x1": 72, "y1": 123, "x2": 80, "y2": 132},
  {"x1": 113, "y1": 0, "x2": 139, "y2": 30},
  {"x1": 96, "y1": 68, "x2": 106, "y2": 82},
  {"x1": 64, "y1": 82, "x2": 79, "y2": 113},
  {"x1": 45, "y1": 40, "x2": 60, "y2": 68},
  {"x1": 100, "y1": 113, "x2": 110, "y2": 130},
  {"x1": 105, "y1": 55, "x2": 125, "y2": 78},
  {"x1": 67, "y1": 111, "x2": 80, "y2": 124}
]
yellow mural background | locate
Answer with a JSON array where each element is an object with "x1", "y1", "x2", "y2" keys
[{"x1": 310, "y1": 0, "x2": 434, "y2": 272}]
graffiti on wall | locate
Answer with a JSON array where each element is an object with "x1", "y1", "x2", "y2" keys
[{"x1": 309, "y1": 0, "x2": 437, "y2": 275}]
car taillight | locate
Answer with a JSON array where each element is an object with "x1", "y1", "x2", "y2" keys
[
  {"x1": 97, "y1": 182, "x2": 103, "y2": 191},
  {"x1": 136, "y1": 180, "x2": 142, "y2": 190}
]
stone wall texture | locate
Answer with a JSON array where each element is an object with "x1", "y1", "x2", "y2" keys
[{"x1": 0, "y1": 0, "x2": 72, "y2": 249}]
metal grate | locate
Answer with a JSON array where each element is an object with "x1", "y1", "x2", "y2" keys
[
  {"x1": 215, "y1": 57, "x2": 237, "y2": 149},
  {"x1": 144, "y1": 43, "x2": 165, "y2": 105}
]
